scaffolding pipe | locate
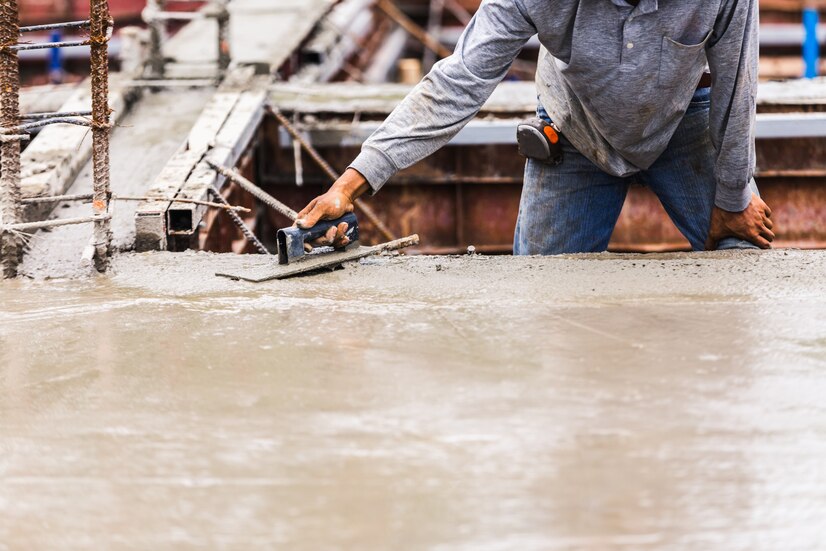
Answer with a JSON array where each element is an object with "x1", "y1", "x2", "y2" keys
[
  {"x1": 0, "y1": 0, "x2": 22, "y2": 278},
  {"x1": 89, "y1": 0, "x2": 113, "y2": 271}
]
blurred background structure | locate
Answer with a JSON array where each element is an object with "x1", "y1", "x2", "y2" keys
[{"x1": 6, "y1": 0, "x2": 826, "y2": 277}]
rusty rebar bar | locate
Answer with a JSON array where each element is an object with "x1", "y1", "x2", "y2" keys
[
  {"x1": 209, "y1": 185, "x2": 270, "y2": 255},
  {"x1": 0, "y1": 0, "x2": 22, "y2": 278},
  {"x1": 6, "y1": 39, "x2": 92, "y2": 51},
  {"x1": 89, "y1": 0, "x2": 112, "y2": 272},
  {"x1": 20, "y1": 193, "x2": 251, "y2": 213},
  {"x1": 21, "y1": 110, "x2": 93, "y2": 120},
  {"x1": 268, "y1": 106, "x2": 396, "y2": 242},
  {"x1": 376, "y1": 0, "x2": 452, "y2": 59},
  {"x1": 19, "y1": 20, "x2": 90, "y2": 33},
  {"x1": 206, "y1": 159, "x2": 299, "y2": 221},
  {"x1": 1, "y1": 214, "x2": 110, "y2": 234},
  {"x1": 0, "y1": 117, "x2": 92, "y2": 134}
]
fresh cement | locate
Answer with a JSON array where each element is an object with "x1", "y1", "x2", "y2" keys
[{"x1": 1, "y1": 251, "x2": 826, "y2": 549}]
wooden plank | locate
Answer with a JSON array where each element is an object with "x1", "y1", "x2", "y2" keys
[
  {"x1": 271, "y1": 79, "x2": 826, "y2": 118},
  {"x1": 133, "y1": 69, "x2": 262, "y2": 250},
  {"x1": 228, "y1": 0, "x2": 337, "y2": 72},
  {"x1": 270, "y1": 81, "x2": 539, "y2": 115},
  {"x1": 133, "y1": 92, "x2": 241, "y2": 251},
  {"x1": 134, "y1": 149, "x2": 203, "y2": 251},
  {"x1": 168, "y1": 89, "x2": 266, "y2": 236},
  {"x1": 20, "y1": 83, "x2": 81, "y2": 115}
]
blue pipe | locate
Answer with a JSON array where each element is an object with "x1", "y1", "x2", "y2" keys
[
  {"x1": 48, "y1": 29, "x2": 64, "y2": 84},
  {"x1": 803, "y1": 7, "x2": 819, "y2": 79}
]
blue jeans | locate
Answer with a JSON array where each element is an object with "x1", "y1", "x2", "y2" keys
[{"x1": 514, "y1": 88, "x2": 758, "y2": 254}]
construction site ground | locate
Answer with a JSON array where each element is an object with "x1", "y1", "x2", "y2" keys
[
  {"x1": 1, "y1": 250, "x2": 825, "y2": 549},
  {"x1": 20, "y1": 88, "x2": 214, "y2": 279}
]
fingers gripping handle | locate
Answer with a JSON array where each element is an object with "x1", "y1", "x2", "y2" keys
[{"x1": 277, "y1": 212, "x2": 359, "y2": 265}]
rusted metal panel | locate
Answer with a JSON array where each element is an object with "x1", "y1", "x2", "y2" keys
[
  {"x1": 19, "y1": 0, "x2": 148, "y2": 24},
  {"x1": 258, "y1": 86, "x2": 826, "y2": 253}
]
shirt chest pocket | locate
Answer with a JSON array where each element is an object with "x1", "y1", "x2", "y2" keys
[{"x1": 658, "y1": 31, "x2": 712, "y2": 88}]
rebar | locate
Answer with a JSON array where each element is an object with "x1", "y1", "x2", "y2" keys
[
  {"x1": 21, "y1": 193, "x2": 94, "y2": 204},
  {"x1": 89, "y1": 0, "x2": 113, "y2": 271},
  {"x1": 206, "y1": 159, "x2": 299, "y2": 221},
  {"x1": 375, "y1": 0, "x2": 452, "y2": 59},
  {"x1": 0, "y1": 134, "x2": 28, "y2": 143},
  {"x1": 268, "y1": 106, "x2": 396, "y2": 242},
  {"x1": 0, "y1": 117, "x2": 92, "y2": 134},
  {"x1": 6, "y1": 39, "x2": 92, "y2": 51},
  {"x1": 19, "y1": 20, "x2": 90, "y2": 33},
  {"x1": 209, "y1": 185, "x2": 270, "y2": 255},
  {"x1": 21, "y1": 110, "x2": 92, "y2": 120},
  {"x1": 21, "y1": 193, "x2": 251, "y2": 213},
  {"x1": 1, "y1": 214, "x2": 110, "y2": 234},
  {"x1": 0, "y1": 0, "x2": 22, "y2": 278}
]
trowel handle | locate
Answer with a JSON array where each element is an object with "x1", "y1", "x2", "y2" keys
[
  {"x1": 298, "y1": 212, "x2": 359, "y2": 243},
  {"x1": 277, "y1": 212, "x2": 360, "y2": 265}
]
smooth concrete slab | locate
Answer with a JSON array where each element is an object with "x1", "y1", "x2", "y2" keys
[{"x1": 1, "y1": 250, "x2": 826, "y2": 549}]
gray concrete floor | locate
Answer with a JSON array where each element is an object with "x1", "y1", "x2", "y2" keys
[{"x1": 2, "y1": 251, "x2": 826, "y2": 549}]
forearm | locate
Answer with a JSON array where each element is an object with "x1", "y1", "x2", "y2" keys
[
  {"x1": 707, "y1": 0, "x2": 759, "y2": 212},
  {"x1": 350, "y1": 0, "x2": 536, "y2": 193},
  {"x1": 331, "y1": 168, "x2": 370, "y2": 202}
]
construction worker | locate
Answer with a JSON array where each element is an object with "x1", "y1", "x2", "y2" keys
[{"x1": 296, "y1": 0, "x2": 775, "y2": 253}]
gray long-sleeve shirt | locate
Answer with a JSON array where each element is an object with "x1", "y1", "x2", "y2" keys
[{"x1": 350, "y1": 0, "x2": 759, "y2": 212}]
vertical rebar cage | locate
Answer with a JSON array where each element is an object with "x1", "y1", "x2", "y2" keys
[
  {"x1": 0, "y1": 0, "x2": 22, "y2": 278},
  {"x1": 0, "y1": 0, "x2": 113, "y2": 278}
]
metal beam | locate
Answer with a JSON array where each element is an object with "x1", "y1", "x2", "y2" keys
[{"x1": 277, "y1": 113, "x2": 826, "y2": 150}]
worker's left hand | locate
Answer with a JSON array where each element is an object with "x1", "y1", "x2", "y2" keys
[{"x1": 705, "y1": 193, "x2": 775, "y2": 250}]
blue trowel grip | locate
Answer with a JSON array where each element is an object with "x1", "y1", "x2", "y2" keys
[
  {"x1": 277, "y1": 212, "x2": 359, "y2": 265},
  {"x1": 300, "y1": 212, "x2": 358, "y2": 243}
]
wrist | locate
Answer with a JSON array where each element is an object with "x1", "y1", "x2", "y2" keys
[{"x1": 331, "y1": 168, "x2": 369, "y2": 201}]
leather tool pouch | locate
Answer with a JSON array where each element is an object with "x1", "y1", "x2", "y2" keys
[{"x1": 517, "y1": 118, "x2": 564, "y2": 166}]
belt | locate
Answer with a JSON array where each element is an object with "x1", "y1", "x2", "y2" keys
[{"x1": 697, "y1": 72, "x2": 712, "y2": 90}]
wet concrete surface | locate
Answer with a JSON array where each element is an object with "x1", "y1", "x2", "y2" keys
[{"x1": 2, "y1": 250, "x2": 826, "y2": 549}]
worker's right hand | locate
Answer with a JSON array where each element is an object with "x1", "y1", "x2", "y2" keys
[{"x1": 295, "y1": 168, "x2": 370, "y2": 249}]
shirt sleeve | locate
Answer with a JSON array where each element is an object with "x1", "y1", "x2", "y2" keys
[
  {"x1": 706, "y1": 0, "x2": 759, "y2": 212},
  {"x1": 349, "y1": 0, "x2": 538, "y2": 193}
]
